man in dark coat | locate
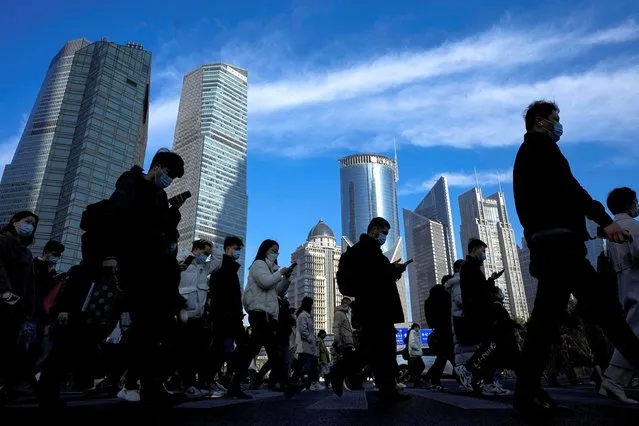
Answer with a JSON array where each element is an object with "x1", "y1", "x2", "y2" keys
[
  {"x1": 512, "y1": 100, "x2": 639, "y2": 419},
  {"x1": 343, "y1": 217, "x2": 409, "y2": 404},
  {"x1": 207, "y1": 236, "x2": 251, "y2": 399}
]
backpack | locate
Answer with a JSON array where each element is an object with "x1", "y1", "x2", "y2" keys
[
  {"x1": 42, "y1": 273, "x2": 68, "y2": 315},
  {"x1": 336, "y1": 247, "x2": 357, "y2": 297},
  {"x1": 424, "y1": 285, "x2": 451, "y2": 330},
  {"x1": 401, "y1": 334, "x2": 410, "y2": 360}
]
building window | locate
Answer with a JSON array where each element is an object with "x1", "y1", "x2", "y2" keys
[{"x1": 126, "y1": 78, "x2": 138, "y2": 88}]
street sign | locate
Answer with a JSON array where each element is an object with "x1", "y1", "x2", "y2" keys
[{"x1": 396, "y1": 327, "x2": 433, "y2": 346}]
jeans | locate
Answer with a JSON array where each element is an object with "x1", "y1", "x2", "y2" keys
[
  {"x1": 360, "y1": 323, "x2": 397, "y2": 395},
  {"x1": 299, "y1": 353, "x2": 319, "y2": 385},
  {"x1": 209, "y1": 321, "x2": 250, "y2": 390},
  {"x1": 179, "y1": 318, "x2": 210, "y2": 388},
  {"x1": 516, "y1": 236, "x2": 639, "y2": 397},
  {"x1": 408, "y1": 356, "x2": 425, "y2": 385},
  {"x1": 248, "y1": 311, "x2": 284, "y2": 387}
]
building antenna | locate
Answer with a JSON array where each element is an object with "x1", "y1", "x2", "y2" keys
[
  {"x1": 497, "y1": 173, "x2": 503, "y2": 194},
  {"x1": 474, "y1": 167, "x2": 480, "y2": 189},
  {"x1": 393, "y1": 138, "x2": 399, "y2": 183}
]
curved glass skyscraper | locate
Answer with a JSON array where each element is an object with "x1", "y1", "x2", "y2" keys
[
  {"x1": 339, "y1": 153, "x2": 407, "y2": 321},
  {"x1": 339, "y1": 154, "x2": 400, "y2": 252}
]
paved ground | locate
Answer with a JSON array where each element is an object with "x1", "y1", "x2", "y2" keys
[{"x1": 4, "y1": 380, "x2": 639, "y2": 425}]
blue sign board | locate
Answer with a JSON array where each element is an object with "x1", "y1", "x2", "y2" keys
[{"x1": 395, "y1": 328, "x2": 433, "y2": 346}]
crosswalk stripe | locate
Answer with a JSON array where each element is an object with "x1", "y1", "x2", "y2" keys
[
  {"x1": 307, "y1": 390, "x2": 368, "y2": 410},
  {"x1": 405, "y1": 388, "x2": 512, "y2": 410},
  {"x1": 177, "y1": 391, "x2": 281, "y2": 409}
]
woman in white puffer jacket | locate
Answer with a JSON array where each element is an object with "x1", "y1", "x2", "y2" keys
[{"x1": 243, "y1": 239, "x2": 294, "y2": 389}]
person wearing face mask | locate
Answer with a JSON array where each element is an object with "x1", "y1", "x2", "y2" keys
[
  {"x1": 89, "y1": 148, "x2": 185, "y2": 404},
  {"x1": 454, "y1": 238, "x2": 505, "y2": 395},
  {"x1": 0, "y1": 211, "x2": 39, "y2": 404},
  {"x1": 598, "y1": 187, "x2": 639, "y2": 404},
  {"x1": 336, "y1": 217, "x2": 409, "y2": 405},
  {"x1": 513, "y1": 101, "x2": 639, "y2": 419},
  {"x1": 243, "y1": 239, "x2": 299, "y2": 396},
  {"x1": 171, "y1": 239, "x2": 221, "y2": 398},
  {"x1": 206, "y1": 236, "x2": 251, "y2": 399}
]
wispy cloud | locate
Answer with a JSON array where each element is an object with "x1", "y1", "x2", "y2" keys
[
  {"x1": 399, "y1": 168, "x2": 513, "y2": 196},
  {"x1": 147, "y1": 18, "x2": 639, "y2": 159},
  {"x1": 0, "y1": 114, "x2": 28, "y2": 180}
]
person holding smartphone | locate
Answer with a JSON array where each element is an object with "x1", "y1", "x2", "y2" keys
[{"x1": 0, "y1": 210, "x2": 39, "y2": 404}]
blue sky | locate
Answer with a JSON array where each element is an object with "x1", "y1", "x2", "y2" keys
[{"x1": 2, "y1": 0, "x2": 639, "y2": 281}]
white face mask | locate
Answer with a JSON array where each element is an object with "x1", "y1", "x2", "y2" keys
[
  {"x1": 630, "y1": 207, "x2": 639, "y2": 219},
  {"x1": 266, "y1": 251, "x2": 278, "y2": 262}
]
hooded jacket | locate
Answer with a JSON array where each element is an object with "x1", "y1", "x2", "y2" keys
[{"x1": 177, "y1": 248, "x2": 222, "y2": 319}]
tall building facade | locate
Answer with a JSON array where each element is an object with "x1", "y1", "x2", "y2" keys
[
  {"x1": 0, "y1": 39, "x2": 151, "y2": 269},
  {"x1": 585, "y1": 219, "x2": 606, "y2": 268},
  {"x1": 169, "y1": 63, "x2": 248, "y2": 283},
  {"x1": 518, "y1": 237, "x2": 537, "y2": 315},
  {"x1": 288, "y1": 220, "x2": 342, "y2": 333},
  {"x1": 339, "y1": 153, "x2": 408, "y2": 321},
  {"x1": 458, "y1": 186, "x2": 529, "y2": 321},
  {"x1": 403, "y1": 176, "x2": 458, "y2": 326}
]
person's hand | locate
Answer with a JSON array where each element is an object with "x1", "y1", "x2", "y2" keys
[
  {"x1": 58, "y1": 312, "x2": 69, "y2": 325},
  {"x1": 280, "y1": 267, "x2": 291, "y2": 277},
  {"x1": 102, "y1": 258, "x2": 118, "y2": 270},
  {"x1": 604, "y1": 222, "x2": 632, "y2": 244}
]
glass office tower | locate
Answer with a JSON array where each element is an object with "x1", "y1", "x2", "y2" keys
[{"x1": 0, "y1": 38, "x2": 151, "y2": 269}]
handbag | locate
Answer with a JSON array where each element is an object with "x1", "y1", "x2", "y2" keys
[{"x1": 82, "y1": 271, "x2": 123, "y2": 336}]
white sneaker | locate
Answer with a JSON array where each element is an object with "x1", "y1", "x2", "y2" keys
[
  {"x1": 210, "y1": 389, "x2": 227, "y2": 399},
  {"x1": 117, "y1": 388, "x2": 141, "y2": 403},
  {"x1": 184, "y1": 386, "x2": 203, "y2": 399},
  {"x1": 35, "y1": 372, "x2": 41, "y2": 382},
  {"x1": 215, "y1": 381, "x2": 228, "y2": 392},
  {"x1": 310, "y1": 382, "x2": 325, "y2": 391},
  {"x1": 494, "y1": 382, "x2": 513, "y2": 396},
  {"x1": 599, "y1": 378, "x2": 639, "y2": 404},
  {"x1": 454, "y1": 365, "x2": 474, "y2": 392},
  {"x1": 482, "y1": 384, "x2": 501, "y2": 396},
  {"x1": 343, "y1": 381, "x2": 352, "y2": 392},
  {"x1": 396, "y1": 382, "x2": 407, "y2": 390}
]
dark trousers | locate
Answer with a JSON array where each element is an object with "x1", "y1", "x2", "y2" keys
[
  {"x1": 0, "y1": 307, "x2": 22, "y2": 393},
  {"x1": 516, "y1": 237, "x2": 639, "y2": 396},
  {"x1": 179, "y1": 318, "x2": 210, "y2": 388},
  {"x1": 426, "y1": 355, "x2": 449, "y2": 385},
  {"x1": 360, "y1": 323, "x2": 397, "y2": 394},
  {"x1": 299, "y1": 353, "x2": 319, "y2": 385},
  {"x1": 408, "y1": 356, "x2": 425, "y2": 385},
  {"x1": 248, "y1": 311, "x2": 284, "y2": 386},
  {"x1": 124, "y1": 310, "x2": 176, "y2": 392},
  {"x1": 209, "y1": 322, "x2": 250, "y2": 390},
  {"x1": 331, "y1": 346, "x2": 362, "y2": 388}
]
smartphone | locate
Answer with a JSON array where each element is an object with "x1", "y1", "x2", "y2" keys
[
  {"x1": 290, "y1": 262, "x2": 298, "y2": 269},
  {"x1": 495, "y1": 269, "x2": 505, "y2": 278},
  {"x1": 183, "y1": 255, "x2": 195, "y2": 266},
  {"x1": 168, "y1": 191, "x2": 192, "y2": 209},
  {"x1": 404, "y1": 259, "x2": 414, "y2": 266}
]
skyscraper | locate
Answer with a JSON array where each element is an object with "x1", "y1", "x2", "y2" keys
[
  {"x1": 0, "y1": 39, "x2": 151, "y2": 269},
  {"x1": 288, "y1": 220, "x2": 343, "y2": 333},
  {"x1": 169, "y1": 63, "x2": 248, "y2": 283},
  {"x1": 518, "y1": 237, "x2": 537, "y2": 315},
  {"x1": 403, "y1": 176, "x2": 458, "y2": 326},
  {"x1": 339, "y1": 153, "x2": 408, "y2": 321},
  {"x1": 458, "y1": 186, "x2": 529, "y2": 321}
]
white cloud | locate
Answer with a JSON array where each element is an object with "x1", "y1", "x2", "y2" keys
[
  {"x1": 399, "y1": 168, "x2": 513, "y2": 196},
  {"x1": 0, "y1": 114, "x2": 28, "y2": 180},
  {"x1": 147, "y1": 19, "x2": 639, "y2": 159}
]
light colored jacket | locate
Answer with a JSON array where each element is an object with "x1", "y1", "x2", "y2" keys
[
  {"x1": 608, "y1": 213, "x2": 639, "y2": 308},
  {"x1": 408, "y1": 328, "x2": 422, "y2": 357},
  {"x1": 177, "y1": 248, "x2": 223, "y2": 319},
  {"x1": 242, "y1": 259, "x2": 290, "y2": 319},
  {"x1": 296, "y1": 310, "x2": 317, "y2": 356},
  {"x1": 333, "y1": 304, "x2": 354, "y2": 348}
]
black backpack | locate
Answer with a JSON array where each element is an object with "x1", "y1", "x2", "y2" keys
[
  {"x1": 401, "y1": 334, "x2": 410, "y2": 360},
  {"x1": 336, "y1": 247, "x2": 357, "y2": 297},
  {"x1": 424, "y1": 285, "x2": 451, "y2": 330}
]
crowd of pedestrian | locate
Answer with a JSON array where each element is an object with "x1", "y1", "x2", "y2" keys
[{"x1": 1, "y1": 100, "x2": 639, "y2": 421}]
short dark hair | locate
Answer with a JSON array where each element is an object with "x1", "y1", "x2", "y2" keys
[
  {"x1": 453, "y1": 259, "x2": 464, "y2": 273},
  {"x1": 224, "y1": 236, "x2": 244, "y2": 249},
  {"x1": 318, "y1": 329, "x2": 327, "y2": 337},
  {"x1": 468, "y1": 238, "x2": 487, "y2": 253},
  {"x1": 341, "y1": 297, "x2": 352, "y2": 304},
  {"x1": 441, "y1": 274, "x2": 454, "y2": 285},
  {"x1": 297, "y1": 296, "x2": 313, "y2": 316},
  {"x1": 524, "y1": 100, "x2": 559, "y2": 131},
  {"x1": 192, "y1": 239, "x2": 212, "y2": 251},
  {"x1": 44, "y1": 240, "x2": 65, "y2": 254},
  {"x1": 150, "y1": 149, "x2": 185, "y2": 179},
  {"x1": 607, "y1": 187, "x2": 637, "y2": 215},
  {"x1": 411, "y1": 323, "x2": 420, "y2": 329},
  {"x1": 367, "y1": 217, "x2": 391, "y2": 233}
]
